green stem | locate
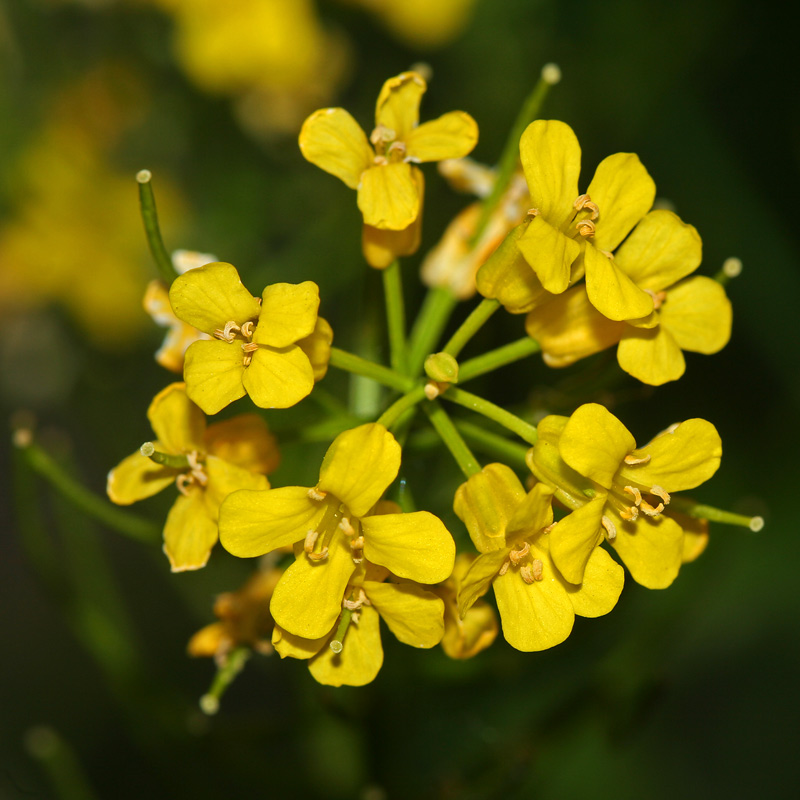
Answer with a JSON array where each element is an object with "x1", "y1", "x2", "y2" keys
[
  {"x1": 455, "y1": 420, "x2": 530, "y2": 468},
  {"x1": 14, "y1": 433, "x2": 160, "y2": 543},
  {"x1": 442, "y1": 386, "x2": 539, "y2": 445},
  {"x1": 376, "y1": 384, "x2": 426, "y2": 430},
  {"x1": 199, "y1": 646, "x2": 251, "y2": 715},
  {"x1": 382, "y1": 260, "x2": 407, "y2": 374},
  {"x1": 329, "y1": 608, "x2": 354, "y2": 654},
  {"x1": 136, "y1": 170, "x2": 177, "y2": 283},
  {"x1": 442, "y1": 298, "x2": 500, "y2": 359},
  {"x1": 470, "y1": 64, "x2": 560, "y2": 246},
  {"x1": 329, "y1": 347, "x2": 413, "y2": 392},
  {"x1": 407, "y1": 287, "x2": 460, "y2": 375},
  {"x1": 670, "y1": 498, "x2": 764, "y2": 531},
  {"x1": 458, "y1": 336, "x2": 541, "y2": 383},
  {"x1": 423, "y1": 401, "x2": 481, "y2": 478}
]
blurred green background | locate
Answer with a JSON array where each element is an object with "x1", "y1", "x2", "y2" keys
[{"x1": 2, "y1": 0, "x2": 797, "y2": 798}]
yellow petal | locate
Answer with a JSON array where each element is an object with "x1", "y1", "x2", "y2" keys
[
  {"x1": 475, "y1": 223, "x2": 551, "y2": 314},
  {"x1": 519, "y1": 120, "x2": 581, "y2": 230},
  {"x1": 584, "y1": 245, "x2": 654, "y2": 321},
  {"x1": 559, "y1": 403, "x2": 635, "y2": 487},
  {"x1": 620, "y1": 418, "x2": 722, "y2": 492},
  {"x1": 317, "y1": 423, "x2": 401, "y2": 518},
  {"x1": 405, "y1": 111, "x2": 479, "y2": 163},
  {"x1": 617, "y1": 325, "x2": 686, "y2": 385},
  {"x1": 375, "y1": 71, "x2": 426, "y2": 140},
  {"x1": 298, "y1": 108, "x2": 372, "y2": 190},
  {"x1": 219, "y1": 486, "x2": 321, "y2": 558},
  {"x1": 205, "y1": 414, "x2": 280, "y2": 474},
  {"x1": 660, "y1": 276, "x2": 732, "y2": 354},
  {"x1": 241, "y1": 345, "x2": 314, "y2": 409},
  {"x1": 169, "y1": 262, "x2": 261, "y2": 335},
  {"x1": 517, "y1": 215, "x2": 580, "y2": 294},
  {"x1": 669, "y1": 512, "x2": 709, "y2": 563},
  {"x1": 297, "y1": 316, "x2": 334, "y2": 381},
  {"x1": 364, "y1": 580, "x2": 445, "y2": 648},
  {"x1": 147, "y1": 382, "x2": 206, "y2": 455},
  {"x1": 586, "y1": 153, "x2": 655, "y2": 252},
  {"x1": 525, "y1": 286, "x2": 625, "y2": 368},
  {"x1": 357, "y1": 162, "x2": 420, "y2": 230},
  {"x1": 254, "y1": 282, "x2": 320, "y2": 348},
  {"x1": 272, "y1": 624, "x2": 328, "y2": 661},
  {"x1": 309, "y1": 605, "x2": 383, "y2": 687},
  {"x1": 270, "y1": 536, "x2": 356, "y2": 639},
  {"x1": 106, "y1": 446, "x2": 177, "y2": 505},
  {"x1": 441, "y1": 598, "x2": 498, "y2": 660},
  {"x1": 183, "y1": 339, "x2": 246, "y2": 415},
  {"x1": 203, "y1": 455, "x2": 269, "y2": 519},
  {"x1": 614, "y1": 210, "x2": 702, "y2": 291},
  {"x1": 163, "y1": 488, "x2": 218, "y2": 572},
  {"x1": 362, "y1": 511, "x2": 455, "y2": 584},
  {"x1": 457, "y1": 548, "x2": 509, "y2": 618},
  {"x1": 608, "y1": 512, "x2": 683, "y2": 589},
  {"x1": 548, "y1": 495, "x2": 606, "y2": 584},
  {"x1": 453, "y1": 463, "x2": 526, "y2": 553},
  {"x1": 562, "y1": 545, "x2": 624, "y2": 617},
  {"x1": 187, "y1": 622, "x2": 226, "y2": 658},
  {"x1": 361, "y1": 168, "x2": 424, "y2": 267},
  {"x1": 506, "y1": 482, "x2": 555, "y2": 540},
  {"x1": 493, "y1": 562, "x2": 574, "y2": 651}
]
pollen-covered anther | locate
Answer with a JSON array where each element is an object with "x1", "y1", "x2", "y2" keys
[
  {"x1": 241, "y1": 341, "x2": 259, "y2": 366},
  {"x1": 338, "y1": 517, "x2": 354, "y2": 535},
  {"x1": 651, "y1": 485, "x2": 671, "y2": 505},
  {"x1": 543, "y1": 522, "x2": 558, "y2": 534},
  {"x1": 213, "y1": 320, "x2": 241, "y2": 342},
  {"x1": 498, "y1": 561, "x2": 510, "y2": 576},
  {"x1": 307, "y1": 487, "x2": 327, "y2": 501},
  {"x1": 175, "y1": 474, "x2": 192, "y2": 495},
  {"x1": 349, "y1": 535, "x2": 364, "y2": 564},
  {"x1": 186, "y1": 450, "x2": 208, "y2": 486},
  {"x1": 240, "y1": 320, "x2": 255, "y2": 338},
  {"x1": 624, "y1": 453, "x2": 651, "y2": 465},
  {"x1": 388, "y1": 141, "x2": 407, "y2": 158},
  {"x1": 624, "y1": 486, "x2": 643, "y2": 506},
  {"x1": 573, "y1": 194, "x2": 600, "y2": 220},
  {"x1": 526, "y1": 207, "x2": 541, "y2": 218},
  {"x1": 576, "y1": 219, "x2": 596, "y2": 238},
  {"x1": 531, "y1": 558, "x2": 544, "y2": 581},
  {"x1": 620, "y1": 505, "x2": 639, "y2": 522},
  {"x1": 343, "y1": 588, "x2": 370, "y2": 611},
  {"x1": 508, "y1": 541, "x2": 531, "y2": 565},
  {"x1": 304, "y1": 528, "x2": 319, "y2": 553},
  {"x1": 644, "y1": 289, "x2": 668, "y2": 310},
  {"x1": 370, "y1": 124, "x2": 396, "y2": 146},
  {"x1": 519, "y1": 564, "x2": 535, "y2": 584},
  {"x1": 601, "y1": 515, "x2": 617, "y2": 540}
]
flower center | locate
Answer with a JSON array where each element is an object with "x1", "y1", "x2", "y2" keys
[
  {"x1": 571, "y1": 193, "x2": 600, "y2": 239},
  {"x1": 304, "y1": 489, "x2": 365, "y2": 564},
  {"x1": 607, "y1": 452, "x2": 672, "y2": 524},
  {"x1": 213, "y1": 319, "x2": 259, "y2": 366},
  {"x1": 175, "y1": 450, "x2": 208, "y2": 495},
  {"x1": 498, "y1": 541, "x2": 545, "y2": 585},
  {"x1": 370, "y1": 124, "x2": 407, "y2": 163}
]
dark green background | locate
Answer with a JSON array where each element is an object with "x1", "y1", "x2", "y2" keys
[{"x1": 2, "y1": 0, "x2": 797, "y2": 797}]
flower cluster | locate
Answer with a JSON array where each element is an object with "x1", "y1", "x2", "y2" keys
[{"x1": 107, "y1": 68, "x2": 755, "y2": 696}]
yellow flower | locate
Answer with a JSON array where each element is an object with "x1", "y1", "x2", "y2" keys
[
  {"x1": 525, "y1": 211, "x2": 732, "y2": 384},
  {"x1": 527, "y1": 404, "x2": 722, "y2": 589},
  {"x1": 188, "y1": 564, "x2": 284, "y2": 661},
  {"x1": 454, "y1": 467, "x2": 624, "y2": 652},
  {"x1": 511, "y1": 120, "x2": 658, "y2": 320},
  {"x1": 169, "y1": 262, "x2": 323, "y2": 414},
  {"x1": 219, "y1": 423, "x2": 456, "y2": 639},
  {"x1": 435, "y1": 554, "x2": 499, "y2": 659},
  {"x1": 271, "y1": 561, "x2": 446, "y2": 687},
  {"x1": 299, "y1": 71, "x2": 478, "y2": 236},
  {"x1": 107, "y1": 383, "x2": 276, "y2": 571}
]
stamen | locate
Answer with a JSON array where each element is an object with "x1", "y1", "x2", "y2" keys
[
  {"x1": 651, "y1": 485, "x2": 671, "y2": 505},
  {"x1": 213, "y1": 321, "x2": 241, "y2": 342},
  {"x1": 303, "y1": 529, "x2": 319, "y2": 553},
  {"x1": 543, "y1": 522, "x2": 557, "y2": 534},
  {"x1": 370, "y1": 124, "x2": 396, "y2": 146},
  {"x1": 509, "y1": 541, "x2": 531, "y2": 565},
  {"x1": 601, "y1": 515, "x2": 617, "y2": 540},
  {"x1": 349, "y1": 535, "x2": 365, "y2": 564},
  {"x1": 520, "y1": 564, "x2": 535, "y2": 584},
  {"x1": 644, "y1": 289, "x2": 668, "y2": 310},
  {"x1": 240, "y1": 321, "x2": 255, "y2": 338},
  {"x1": 624, "y1": 453, "x2": 651, "y2": 465},
  {"x1": 620, "y1": 505, "x2": 639, "y2": 522},
  {"x1": 576, "y1": 219, "x2": 596, "y2": 238},
  {"x1": 573, "y1": 194, "x2": 600, "y2": 220},
  {"x1": 531, "y1": 558, "x2": 544, "y2": 581},
  {"x1": 640, "y1": 500, "x2": 664, "y2": 517},
  {"x1": 339, "y1": 517, "x2": 354, "y2": 535},
  {"x1": 307, "y1": 487, "x2": 327, "y2": 501},
  {"x1": 526, "y1": 207, "x2": 541, "y2": 218},
  {"x1": 176, "y1": 474, "x2": 192, "y2": 496},
  {"x1": 307, "y1": 546, "x2": 329, "y2": 561},
  {"x1": 387, "y1": 141, "x2": 407, "y2": 158},
  {"x1": 624, "y1": 486, "x2": 643, "y2": 506},
  {"x1": 498, "y1": 561, "x2": 510, "y2": 576}
]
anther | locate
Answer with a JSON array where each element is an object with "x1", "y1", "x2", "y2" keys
[
  {"x1": 307, "y1": 546, "x2": 329, "y2": 562},
  {"x1": 624, "y1": 486, "x2": 643, "y2": 506},
  {"x1": 601, "y1": 515, "x2": 617, "y2": 540},
  {"x1": 176, "y1": 474, "x2": 192, "y2": 496},
  {"x1": 388, "y1": 141, "x2": 407, "y2": 158},
  {"x1": 304, "y1": 529, "x2": 319, "y2": 553},
  {"x1": 339, "y1": 517, "x2": 355, "y2": 535},
  {"x1": 576, "y1": 219, "x2": 596, "y2": 238},
  {"x1": 624, "y1": 453, "x2": 651, "y2": 465},
  {"x1": 213, "y1": 321, "x2": 241, "y2": 342},
  {"x1": 651, "y1": 485, "x2": 671, "y2": 505},
  {"x1": 620, "y1": 506, "x2": 639, "y2": 522},
  {"x1": 573, "y1": 194, "x2": 599, "y2": 220},
  {"x1": 531, "y1": 558, "x2": 544, "y2": 581},
  {"x1": 370, "y1": 125, "x2": 396, "y2": 146},
  {"x1": 644, "y1": 289, "x2": 668, "y2": 310},
  {"x1": 526, "y1": 207, "x2": 541, "y2": 218},
  {"x1": 640, "y1": 500, "x2": 664, "y2": 517},
  {"x1": 307, "y1": 487, "x2": 327, "y2": 501},
  {"x1": 240, "y1": 321, "x2": 255, "y2": 338},
  {"x1": 498, "y1": 561, "x2": 510, "y2": 576},
  {"x1": 509, "y1": 542, "x2": 531, "y2": 565},
  {"x1": 520, "y1": 564, "x2": 535, "y2": 584}
]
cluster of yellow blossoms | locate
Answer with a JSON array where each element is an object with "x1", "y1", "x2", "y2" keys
[{"x1": 108, "y1": 70, "x2": 750, "y2": 692}]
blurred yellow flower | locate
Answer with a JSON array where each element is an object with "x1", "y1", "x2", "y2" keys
[
  {"x1": 107, "y1": 383, "x2": 277, "y2": 571},
  {"x1": 169, "y1": 262, "x2": 322, "y2": 414},
  {"x1": 220, "y1": 423, "x2": 456, "y2": 639}
]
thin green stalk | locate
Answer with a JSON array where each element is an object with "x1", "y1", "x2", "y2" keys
[
  {"x1": 442, "y1": 298, "x2": 500, "y2": 359},
  {"x1": 455, "y1": 420, "x2": 530, "y2": 469},
  {"x1": 140, "y1": 442, "x2": 189, "y2": 468},
  {"x1": 329, "y1": 347, "x2": 413, "y2": 392},
  {"x1": 377, "y1": 384, "x2": 427, "y2": 430},
  {"x1": 470, "y1": 63, "x2": 560, "y2": 246},
  {"x1": 136, "y1": 170, "x2": 177, "y2": 283},
  {"x1": 382, "y1": 260, "x2": 407, "y2": 373},
  {"x1": 407, "y1": 287, "x2": 460, "y2": 375},
  {"x1": 329, "y1": 608, "x2": 354, "y2": 654},
  {"x1": 442, "y1": 386, "x2": 539, "y2": 445},
  {"x1": 458, "y1": 336, "x2": 541, "y2": 383},
  {"x1": 423, "y1": 401, "x2": 481, "y2": 478},
  {"x1": 199, "y1": 647, "x2": 251, "y2": 715},
  {"x1": 14, "y1": 433, "x2": 160, "y2": 543},
  {"x1": 714, "y1": 257, "x2": 742, "y2": 286},
  {"x1": 670, "y1": 498, "x2": 764, "y2": 531}
]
